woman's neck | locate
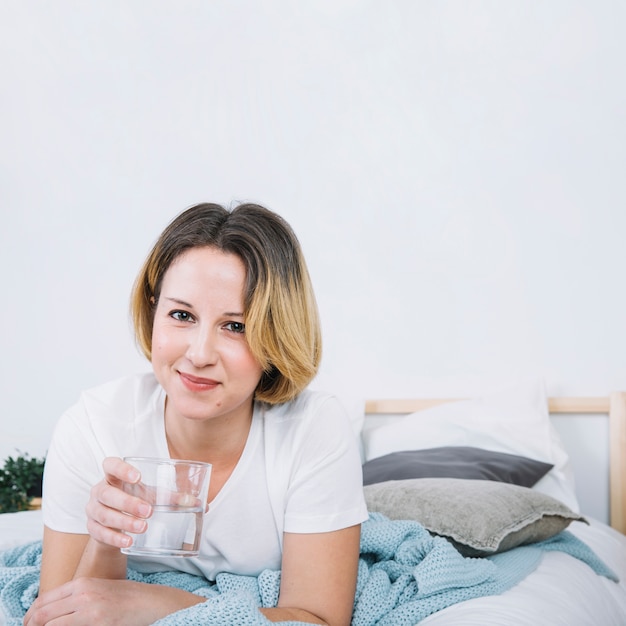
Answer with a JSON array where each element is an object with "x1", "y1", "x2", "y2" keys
[{"x1": 164, "y1": 400, "x2": 254, "y2": 468}]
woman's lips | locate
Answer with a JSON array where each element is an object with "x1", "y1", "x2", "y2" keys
[{"x1": 179, "y1": 371, "x2": 219, "y2": 392}]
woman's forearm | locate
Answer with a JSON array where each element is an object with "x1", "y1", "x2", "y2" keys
[
  {"x1": 259, "y1": 607, "x2": 327, "y2": 624},
  {"x1": 74, "y1": 537, "x2": 128, "y2": 580},
  {"x1": 68, "y1": 543, "x2": 336, "y2": 625},
  {"x1": 26, "y1": 579, "x2": 206, "y2": 626}
]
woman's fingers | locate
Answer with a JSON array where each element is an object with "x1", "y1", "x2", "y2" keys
[
  {"x1": 24, "y1": 580, "x2": 75, "y2": 625},
  {"x1": 102, "y1": 456, "x2": 141, "y2": 487},
  {"x1": 25, "y1": 578, "x2": 137, "y2": 625},
  {"x1": 26, "y1": 579, "x2": 178, "y2": 626},
  {"x1": 89, "y1": 480, "x2": 152, "y2": 520},
  {"x1": 86, "y1": 516, "x2": 137, "y2": 549},
  {"x1": 83, "y1": 457, "x2": 153, "y2": 547}
]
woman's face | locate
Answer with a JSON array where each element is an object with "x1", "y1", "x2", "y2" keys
[{"x1": 151, "y1": 246, "x2": 264, "y2": 425}]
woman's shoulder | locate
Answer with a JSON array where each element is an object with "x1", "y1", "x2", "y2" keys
[
  {"x1": 76, "y1": 371, "x2": 158, "y2": 405},
  {"x1": 262, "y1": 388, "x2": 340, "y2": 421},
  {"x1": 261, "y1": 388, "x2": 361, "y2": 439},
  {"x1": 65, "y1": 371, "x2": 163, "y2": 426},
  {"x1": 49, "y1": 372, "x2": 166, "y2": 459}
]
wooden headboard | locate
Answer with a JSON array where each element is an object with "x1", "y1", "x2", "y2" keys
[{"x1": 365, "y1": 392, "x2": 626, "y2": 535}]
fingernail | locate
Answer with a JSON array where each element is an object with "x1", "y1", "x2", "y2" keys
[
  {"x1": 128, "y1": 469, "x2": 140, "y2": 482},
  {"x1": 138, "y1": 503, "x2": 152, "y2": 517},
  {"x1": 133, "y1": 519, "x2": 147, "y2": 532}
]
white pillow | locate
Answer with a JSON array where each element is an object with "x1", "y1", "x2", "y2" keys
[{"x1": 362, "y1": 378, "x2": 580, "y2": 512}]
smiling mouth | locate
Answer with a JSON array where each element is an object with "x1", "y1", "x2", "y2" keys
[{"x1": 179, "y1": 371, "x2": 219, "y2": 391}]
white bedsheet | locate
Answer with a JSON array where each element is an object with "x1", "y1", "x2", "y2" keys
[
  {"x1": 420, "y1": 519, "x2": 626, "y2": 626},
  {"x1": 0, "y1": 509, "x2": 43, "y2": 551},
  {"x1": 1, "y1": 511, "x2": 625, "y2": 625}
]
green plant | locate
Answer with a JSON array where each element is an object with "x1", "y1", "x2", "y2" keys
[{"x1": 0, "y1": 452, "x2": 46, "y2": 513}]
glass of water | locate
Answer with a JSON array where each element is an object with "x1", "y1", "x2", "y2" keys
[{"x1": 121, "y1": 457, "x2": 212, "y2": 557}]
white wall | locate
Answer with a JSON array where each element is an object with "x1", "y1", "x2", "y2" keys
[{"x1": 1, "y1": 1, "x2": 625, "y2": 522}]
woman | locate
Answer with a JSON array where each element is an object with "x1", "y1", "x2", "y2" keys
[{"x1": 25, "y1": 203, "x2": 368, "y2": 625}]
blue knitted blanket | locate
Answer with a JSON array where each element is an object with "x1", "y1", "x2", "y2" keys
[{"x1": 0, "y1": 514, "x2": 617, "y2": 626}]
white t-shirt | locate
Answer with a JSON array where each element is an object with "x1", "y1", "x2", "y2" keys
[{"x1": 42, "y1": 373, "x2": 368, "y2": 580}]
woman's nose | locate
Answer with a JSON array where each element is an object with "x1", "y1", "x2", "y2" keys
[{"x1": 185, "y1": 326, "x2": 218, "y2": 367}]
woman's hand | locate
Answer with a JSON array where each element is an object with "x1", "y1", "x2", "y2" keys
[
  {"x1": 24, "y1": 578, "x2": 203, "y2": 626},
  {"x1": 37, "y1": 456, "x2": 151, "y2": 593},
  {"x1": 85, "y1": 457, "x2": 153, "y2": 550}
]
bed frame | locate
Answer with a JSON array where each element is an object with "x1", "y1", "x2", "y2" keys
[{"x1": 364, "y1": 392, "x2": 626, "y2": 535}]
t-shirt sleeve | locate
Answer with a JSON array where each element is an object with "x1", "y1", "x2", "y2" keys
[
  {"x1": 281, "y1": 394, "x2": 368, "y2": 534},
  {"x1": 42, "y1": 401, "x2": 106, "y2": 534},
  {"x1": 42, "y1": 374, "x2": 165, "y2": 534}
]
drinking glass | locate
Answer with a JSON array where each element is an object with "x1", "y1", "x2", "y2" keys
[{"x1": 121, "y1": 457, "x2": 211, "y2": 557}]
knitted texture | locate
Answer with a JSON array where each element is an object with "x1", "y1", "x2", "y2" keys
[{"x1": 0, "y1": 514, "x2": 617, "y2": 626}]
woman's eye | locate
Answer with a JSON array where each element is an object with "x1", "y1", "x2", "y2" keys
[
  {"x1": 225, "y1": 321, "x2": 245, "y2": 334},
  {"x1": 170, "y1": 310, "x2": 193, "y2": 322}
]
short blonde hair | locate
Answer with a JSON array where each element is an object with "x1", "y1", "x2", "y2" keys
[{"x1": 131, "y1": 203, "x2": 321, "y2": 404}]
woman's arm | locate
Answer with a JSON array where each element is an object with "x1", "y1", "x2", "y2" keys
[
  {"x1": 260, "y1": 524, "x2": 361, "y2": 626},
  {"x1": 39, "y1": 527, "x2": 130, "y2": 593},
  {"x1": 39, "y1": 527, "x2": 89, "y2": 593},
  {"x1": 31, "y1": 526, "x2": 360, "y2": 626},
  {"x1": 40, "y1": 457, "x2": 148, "y2": 589},
  {"x1": 25, "y1": 579, "x2": 205, "y2": 626},
  {"x1": 31, "y1": 530, "x2": 204, "y2": 626},
  {"x1": 28, "y1": 458, "x2": 205, "y2": 625},
  {"x1": 71, "y1": 456, "x2": 149, "y2": 580}
]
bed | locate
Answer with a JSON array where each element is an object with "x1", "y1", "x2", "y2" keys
[
  {"x1": 359, "y1": 380, "x2": 626, "y2": 625},
  {"x1": 1, "y1": 380, "x2": 625, "y2": 625}
]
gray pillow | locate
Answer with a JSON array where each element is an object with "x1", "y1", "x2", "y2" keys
[
  {"x1": 363, "y1": 477, "x2": 587, "y2": 557},
  {"x1": 362, "y1": 447, "x2": 553, "y2": 488}
]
